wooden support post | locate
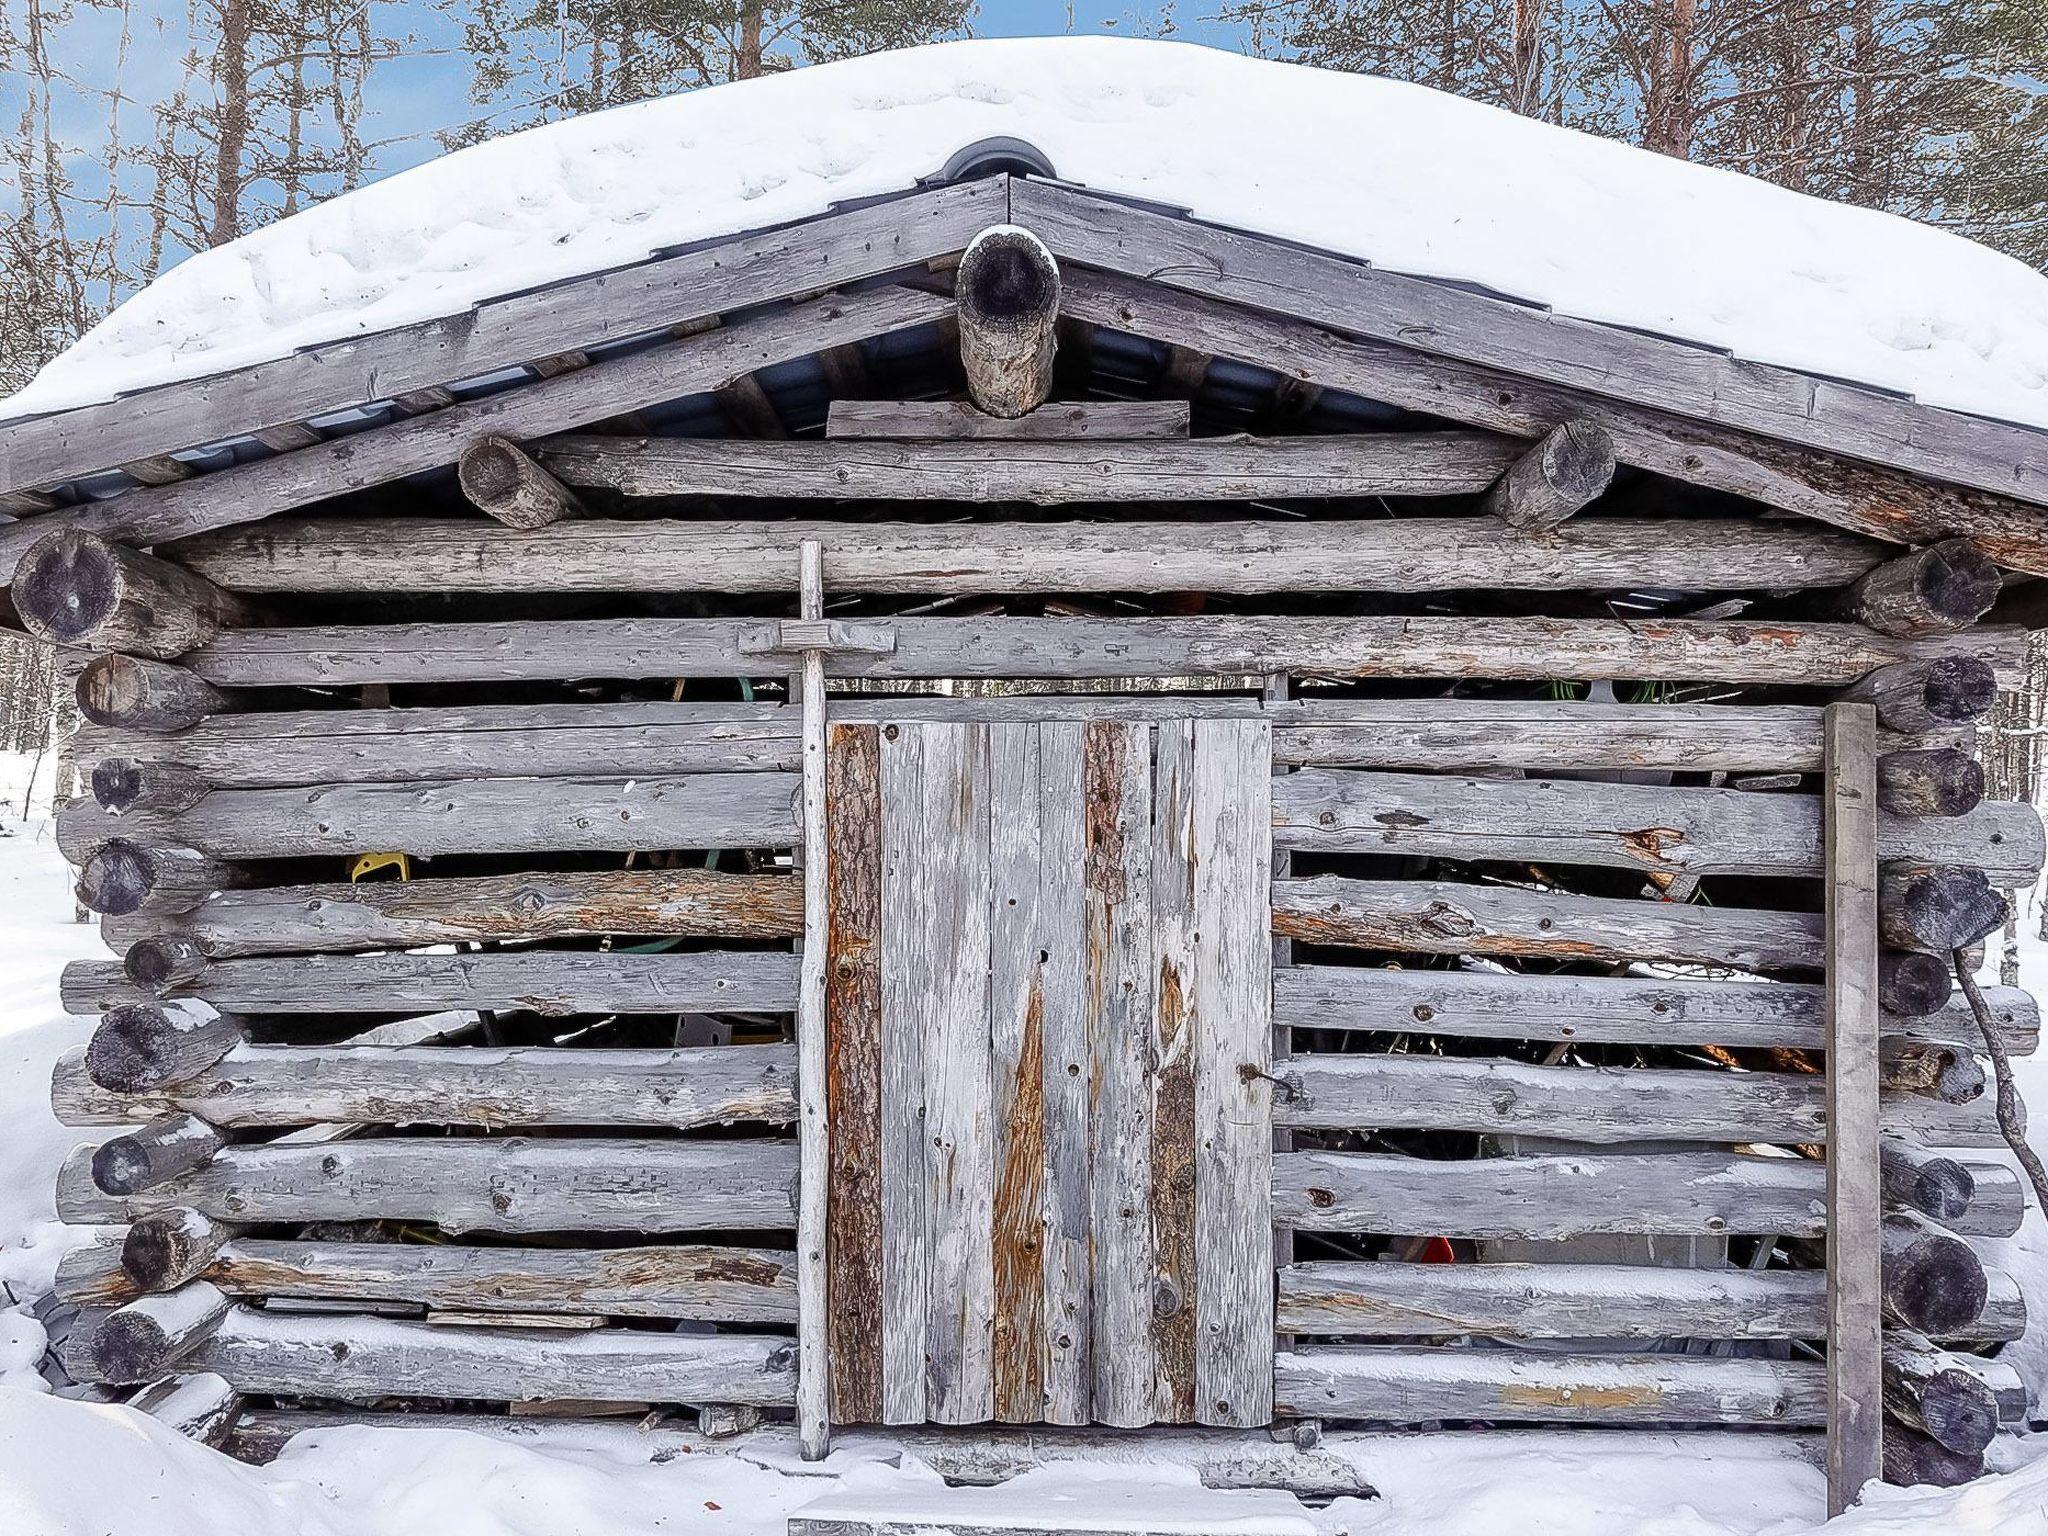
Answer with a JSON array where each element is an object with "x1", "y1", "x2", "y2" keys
[
  {"x1": 795, "y1": 536, "x2": 830, "y2": 1462},
  {"x1": 956, "y1": 224, "x2": 1060, "y2": 419},
  {"x1": 458, "y1": 435, "x2": 587, "y2": 529},
  {"x1": 1849, "y1": 539, "x2": 2002, "y2": 638},
  {"x1": 1480, "y1": 419, "x2": 1616, "y2": 532},
  {"x1": 13, "y1": 528, "x2": 251, "y2": 658},
  {"x1": 1823, "y1": 701, "x2": 1883, "y2": 1515},
  {"x1": 77, "y1": 654, "x2": 228, "y2": 733}
]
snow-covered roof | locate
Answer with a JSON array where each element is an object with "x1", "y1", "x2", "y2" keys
[{"x1": 8, "y1": 36, "x2": 2048, "y2": 433}]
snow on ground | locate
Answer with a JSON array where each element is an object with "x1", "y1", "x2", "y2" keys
[
  {"x1": 7, "y1": 37, "x2": 2048, "y2": 432},
  {"x1": 0, "y1": 759, "x2": 2046, "y2": 1533}
]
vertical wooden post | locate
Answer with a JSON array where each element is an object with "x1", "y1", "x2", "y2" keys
[
  {"x1": 796, "y1": 538, "x2": 830, "y2": 1460},
  {"x1": 1824, "y1": 701, "x2": 1883, "y2": 1514}
]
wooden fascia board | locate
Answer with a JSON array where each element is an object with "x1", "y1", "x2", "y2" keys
[
  {"x1": 0, "y1": 176, "x2": 1007, "y2": 500},
  {"x1": 1017, "y1": 178, "x2": 2048, "y2": 517}
]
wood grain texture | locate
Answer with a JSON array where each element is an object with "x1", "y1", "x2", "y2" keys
[
  {"x1": 877, "y1": 724, "x2": 931, "y2": 1425},
  {"x1": 825, "y1": 399, "x2": 1191, "y2": 440},
  {"x1": 1147, "y1": 722, "x2": 1199, "y2": 1425}
]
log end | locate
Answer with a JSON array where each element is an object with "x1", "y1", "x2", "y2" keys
[
  {"x1": 84, "y1": 1003, "x2": 178, "y2": 1093},
  {"x1": 1921, "y1": 656, "x2": 1999, "y2": 725},
  {"x1": 124, "y1": 935, "x2": 207, "y2": 995},
  {"x1": 12, "y1": 527, "x2": 122, "y2": 647},
  {"x1": 91, "y1": 1133, "x2": 156, "y2": 1197},
  {"x1": 89, "y1": 758, "x2": 144, "y2": 814},
  {"x1": 1878, "y1": 950, "x2": 1953, "y2": 1018},
  {"x1": 1912, "y1": 541, "x2": 2004, "y2": 632},
  {"x1": 76, "y1": 838, "x2": 156, "y2": 918}
]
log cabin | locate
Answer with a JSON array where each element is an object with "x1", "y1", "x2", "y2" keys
[{"x1": 4, "y1": 37, "x2": 2047, "y2": 1519}]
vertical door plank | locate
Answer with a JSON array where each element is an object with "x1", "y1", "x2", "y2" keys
[
  {"x1": 1083, "y1": 719, "x2": 1156, "y2": 1427},
  {"x1": 795, "y1": 539, "x2": 830, "y2": 1459},
  {"x1": 989, "y1": 723, "x2": 1048, "y2": 1423},
  {"x1": 918, "y1": 723, "x2": 996, "y2": 1424},
  {"x1": 1823, "y1": 702, "x2": 1883, "y2": 1513},
  {"x1": 877, "y1": 722, "x2": 930, "y2": 1424},
  {"x1": 1038, "y1": 722, "x2": 1093, "y2": 1425},
  {"x1": 1192, "y1": 718, "x2": 1275, "y2": 1428},
  {"x1": 824, "y1": 722, "x2": 884, "y2": 1423},
  {"x1": 1149, "y1": 720, "x2": 1200, "y2": 1424}
]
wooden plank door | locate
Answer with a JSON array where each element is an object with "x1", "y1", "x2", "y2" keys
[{"x1": 822, "y1": 716, "x2": 1275, "y2": 1429}]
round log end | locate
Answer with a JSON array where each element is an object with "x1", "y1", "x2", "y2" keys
[
  {"x1": 90, "y1": 758, "x2": 144, "y2": 814},
  {"x1": 84, "y1": 1003, "x2": 176, "y2": 1093},
  {"x1": 75, "y1": 838, "x2": 156, "y2": 917},
  {"x1": 1883, "y1": 1424, "x2": 1985, "y2": 1489},
  {"x1": 1878, "y1": 950, "x2": 1953, "y2": 1018},
  {"x1": 1546, "y1": 420, "x2": 1619, "y2": 501},
  {"x1": 12, "y1": 527, "x2": 121, "y2": 646},
  {"x1": 1913, "y1": 541, "x2": 2003, "y2": 631},
  {"x1": 124, "y1": 935, "x2": 206, "y2": 994},
  {"x1": 1896, "y1": 1153, "x2": 1975, "y2": 1223},
  {"x1": 458, "y1": 436, "x2": 526, "y2": 506},
  {"x1": 1921, "y1": 656, "x2": 1998, "y2": 724},
  {"x1": 1886, "y1": 1225, "x2": 1989, "y2": 1336},
  {"x1": 121, "y1": 1209, "x2": 217, "y2": 1291},
  {"x1": 86, "y1": 1310, "x2": 173, "y2": 1383},
  {"x1": 91, "y1": 1134, "x2": 155, "y2": 1196},
  {"x1": 1915, "y1": 1367, "x2": 2001, "y2": 1457},
  {"x1": 958, "y1": 224, "x2": 1060, "y2": 330},
  {"x1": 1877, "y1": 748, "x2": 1985, "y2": 819}
]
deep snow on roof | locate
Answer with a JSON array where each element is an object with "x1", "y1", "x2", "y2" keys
[{"x1": 8, "y1": 36, "x2": 2048, "y2": 433}]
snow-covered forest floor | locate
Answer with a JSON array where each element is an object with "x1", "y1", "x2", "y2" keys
[{"x1": 2, "y1": 753, "x2": 2046, "y2": 1535}]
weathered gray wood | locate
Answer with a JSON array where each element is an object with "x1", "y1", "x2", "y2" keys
[
  {"x1": 54, "y1": 1234, "x2": 143, "y2": 1307},
  {"x1": 76, "y1": 840, "x2": 248, "y2": 917},
  {"x1": 123, "y1": 1208, "x2": 234, "y2": 1292},
  {"x1": 1876, "y1": 749, "x2": 1985, "y2": 818},
  {"x1": 0, "y1": 283, "x2": 958, "y2": 578},
  {"x1": 1271, "y1": 964, "x2": 2039, "y2": 1056},
  {"x1": 1880, "y1": 1141, "x2": 1976, "y2": 1225},
  {"x1": 77, "y1": 654, "x2": 227, "y2": 733},
  {"x1": 956, "y1": 225, "x2": 1060, "y2": 418},
  {"x1": 1850, "y1": 540, "x2": 2003, "y2": 639},
  {"x1": 14, "y1": 529, "x2": 251, "y2": 657},
  {"x1": 1878, "y1": 866, "x2": 2010, "y2": 950},
  {"x1": 1879, "y1": 1041, "x2": 1986, "y2": 1106},
  {"x1": 793, "y1": 537, "x2": 831, "y2": 1463},
  {"x1": 1272, "y1": 876, "x2": 1825, "y2": 973},
  {"x1": 1942, "y1": 1162, "x2": 2026, "y2": 1239},
  {"x1": 86, "y1": 1004, "x2": 243, "y2": 1092},
  {"x1": 166, "y1": 1305, "x2": 798, "y2": 1405},
  {"x1": 58, "y1": 771, "x2": 800, "y2": 862},
  {"x1": 536, "y1": 432, "x2": 1524, "y2": 503},
  {"x1": 106, "y1": 866, "x2": 801, "y2": 961},
  {"x1": 1882, "y1": 1210, "x2": 1989, "y2": 1336},
  {"x1": 458, "y1": 435, "x2": 586, "y2": 529},
  {"x1": 77, "y1": 1282, "x2": 231, "y2": 1382},
  {"x1": 56, "y1": 1136, "x2": 798, "y2": 1233},
  {"x1": 877, "y1": 723, "x2": 929, "y2": 1425},
  {"x1": 92, "y1": 1112, "x2": 228, "y2": 1195},
  {"x1": 63, "y1": 949, "x2": 798, "y2": 1016},
  {"x1": 169, "y1": 515, "x2": 1892, "y2": 597},
  {"x1": 1147, "y1": 722, "x2": 1197, "y2": 1425},
  {"x1": 54, "y1": 1040, "x2": 796, "y2": 1130},
  {"x1": 1881, "y1": 1330, "x2": 2001, "y2": 1456},
  {"x1": 1083, "y1": 719, "x2": 1155, "y2": 1428},
  {"x1": 1823, "y1": 700, "x2": 1884, "y2": 1516},
  {"x1": 825, "y1": 399, "x2": 1190, "y2": 440},
  {"x1": 128, "y1": 1372, "x2": 241, "y2": 1447},
  {"x1": 1190, "y1": 718, "x2": 1274, "y2": 1430},
  {"x1": 1839, "y1": 657, "x2": 1998, "y2": 732},
  {"x1": 91, "y1": 758, "x2": 210, "y2": 816},
  {"x1": 1024, "y1": 182, "x2": 2048, "y2": 531},
  {"x1": 1273, "y1": 1347, "x2": 1826, "y2": 1425},
  {"x1": 1273, "y1": 1149, "x2": 1831, "y2": 1238},
  {"x1": 1271, "y1": 770, "x2": 2044, "y2": 884},
  {"x1": 1481, "y1": 421, "x2": 1616, "y2": 531},
  {"x1": 175, "y1": 615, "x2": 2025, "y2": 690},
  {"x1": 0, "y1": 178, "x2": 998, "y2": 500},
  {"x1": 1277, "y1": 1259, "x2": 1830, "y2": 1339}
]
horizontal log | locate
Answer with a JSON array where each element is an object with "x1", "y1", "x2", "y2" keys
[
  {"x1": 14, "y1": 528, "x2": 251, "y2": 657},
  {"x1": 105, "y1": 867, "x2": 803, "y2": 959},
  {"x1": 1273, "y1": 1053, "x2": 1992, "y2": 1147},
  {"x1": 55, "y1": 1136, "x2": 797, "y2": 1233},
  {"x1": 1879, "y1": 950, "x2": 1955, "y2": 1019},
  {"x1": 1883, "y1": 1211, "x2": 1988, "y2": 1336},
  {"x1": 458, "y1": 435, "x2": 587, "y2": 530},
  {"x1": 824, "y1": 399, "x2": 1192, "y2": 440},
  {"x1": 1482, "y1": 421, "x2": 1617, "y2": 532},
  {"x1": 86, "y1": 1004, "x2": 243, "y2": 1092},
  {"x1": 62, "y1": 949, "x2": 799, "y2": 1016},
  {"x1": 57, "y1": 772, "x2": 800, "y2": 862},
  {"x1": 1876, "y1": 748, "x2": 1985, "y2": 818},
  {"x1": 54, "y1": 1236, "x2": 136, "y2": 1307},
  {"x1": 1276, "y1": 1260, "x2": 1830, "y2": 1339},
  {"x1": 1882, "y1": 1329, "x2": 2002, "y2": 1455},
  {"x1": 1879, "y1": 1041, "x2": 1987, "y2": 1106},
  {"x1": 1271, "y1": 876, "x2": 1823, "y2": 973},
  {"x1": 92, "y1": 1112, "x2": 228, "y2": 1195},
  {"x1": 167, "y1": 515, "x2": 1892, "y2": 596},
  {"x1": 1940, "y1": 1163, "x2": 2026, "y2": 1239},
  {"x1": 1880, "y1": 1141, "x2": 1975, "y2": 1225},
  {"x1": 90, "y1": 758, "x2": 212, "y2": 816},
  {"x1": 1839, "y1": 658, "x2": 1997, "y2": 733},
  {"x1": 1271, "y1": 965, "x2": 2039, "y2": 1056},
  {"x1": 77, "y1": 840, "x2": 247, "y2": 917},
  {"x1": 128, "y1": 1372, "x2": 241, "y2": 1447},
  {"x1": 166, "y1": 1306, "x2": 797, "y2": 1406},
  {"x1": 1850, "y1": 540, "x2": 2002, "y2": 640},
  {"x1": 1270, "y1": 770, "x2": 2044, "y2": 884},
  {"x1": 175, "y1": 616, "x2": 2025, "y2": 690},
  {"x1": 533, "y1": 431, "x2": 1525, "y2": 502},
  {"x1": 124, "y1": 1208, "x2": 234, "y2": 1292},
  {"x1": 77, "y1": 654, "x2": 228, "y2": 733},
  {"x1": 53, "y1": 1040, "x2": 797, "y2": 1130},
  {"x1": 1878, "y1": 867, "x2": 2010, "y2": 950},
  {"x1": 1273, "y1": 1347, "x2": 1824, "y2": 1425},
  {"x1": 74, "y1": 1282, "x2": 231, "y2": 1383},
  {"x1": 125, "y1": 934, "x2": 207, "y2": 992},
  {"x1": 1272, "y1": 1149, "x2": 1829, "y2": 1238},
  {"x1": 1884, "y1": 1423, "x2": 1983, "y2": 1489}
]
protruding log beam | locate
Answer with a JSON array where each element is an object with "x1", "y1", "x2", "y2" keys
[
  {"x1": 1878, "y1": 950, "x2": 1953, "y2": 1018},
  {"x1": 54, "y1": 1235, "x2": 137, "y2": 1307},
  {"x1": 1881, "y1": 1330, "x2": 2002, "y2": 1456},
  {"x1": 76, "y1": 839, "x2": 245, "y2": 917},
  {"x1": 955, "y1": 224, "x2": 1060, "y2": 418},
  {"x1": 124, "y1": 1208, "x2": 237, "y2": 1293},
  {"x1": 128, "y1": 1372, "x2": 242, "y2": 1447},
  {"x1": 77, "y1": 654, "x2": 228, "y2": 733},
  {"x1": 1480, "y1": 419, "x2": 1616, "y2": 532},
  {"x1": 457, "y1": 434, "x2": 587, "y2": 530},
  {"x1": 1880, "y1": 1141, "x2": 1976, "y2": 1224},
  {"x1": 1881, "y1": 1210, "x2": 1988, "y2": 1336},
  {"x1": 1878, "y1": 866, "x2": 2009, "y2": 951},
  {"x1": 1883, "y1": 1423, "x2": 1984, "y2": 1488},
  {"x1": 1876, "y1": 748, "x2": 1985, "y2": 818},
  {"x1": 91, "y1": 758, "x2": 210, "y2": 816},
  {"x1": 12, "y1": 528, "x2": 250, "y2": 657},
  {"x1": 124, "y1": 934, "x2": 208, "y2": 993},
  {"x1": 85, "y1": 1003, "x2": 243, "y2": 1092},
  {"x1": 1850, "y1": 539, "x2": 2002, "y2": 639},
  {"x1": 1838, "y1": 657, "x2": 1997, "y2": 733},
  {"x1": 1879, "y1": 1041, "x2": 1986, "y2": 1105},
  {"x1": 92, "y1": 1112, "x2": 229, "y2": 1196},
  {"x1": 80, "y1": 1282, "x2": 231, "y2": 1383}
]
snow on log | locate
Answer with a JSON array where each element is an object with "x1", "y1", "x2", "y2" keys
[
  {"x1": 123, "y1": 1208, "x2": 236, "y2": 1293},
  {"x1": 84, "y1": 1004, "x2": 243, "y2": 1092},
  {"x1": 76, "y1": 1282, "x2": 230, "y2": 1383},
  {"x1": 127, "y1": 1372, "x2": 241, "y2": 1447},
  {"x1": 91, "y1": 1112, "x2": 229, "y2": 1196},
  {"x1": 13, "y1": 528, "x2": 251, "y2": 657},
  {"x1": 1881, "y1": 1329, "x2": 2003, "y2": 1456},
  {"x1": 955, "y1": 224, "x2": 1060, "y2": 418}
]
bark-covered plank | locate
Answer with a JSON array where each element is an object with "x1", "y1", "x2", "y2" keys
[{"x1": 1147, "y1": 722, "x2": 1199, "y2": 1425}]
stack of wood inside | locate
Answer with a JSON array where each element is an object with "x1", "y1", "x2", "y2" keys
[{"x1": 4, "y1": 184, "x2": 2042, "y2": 1491}]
